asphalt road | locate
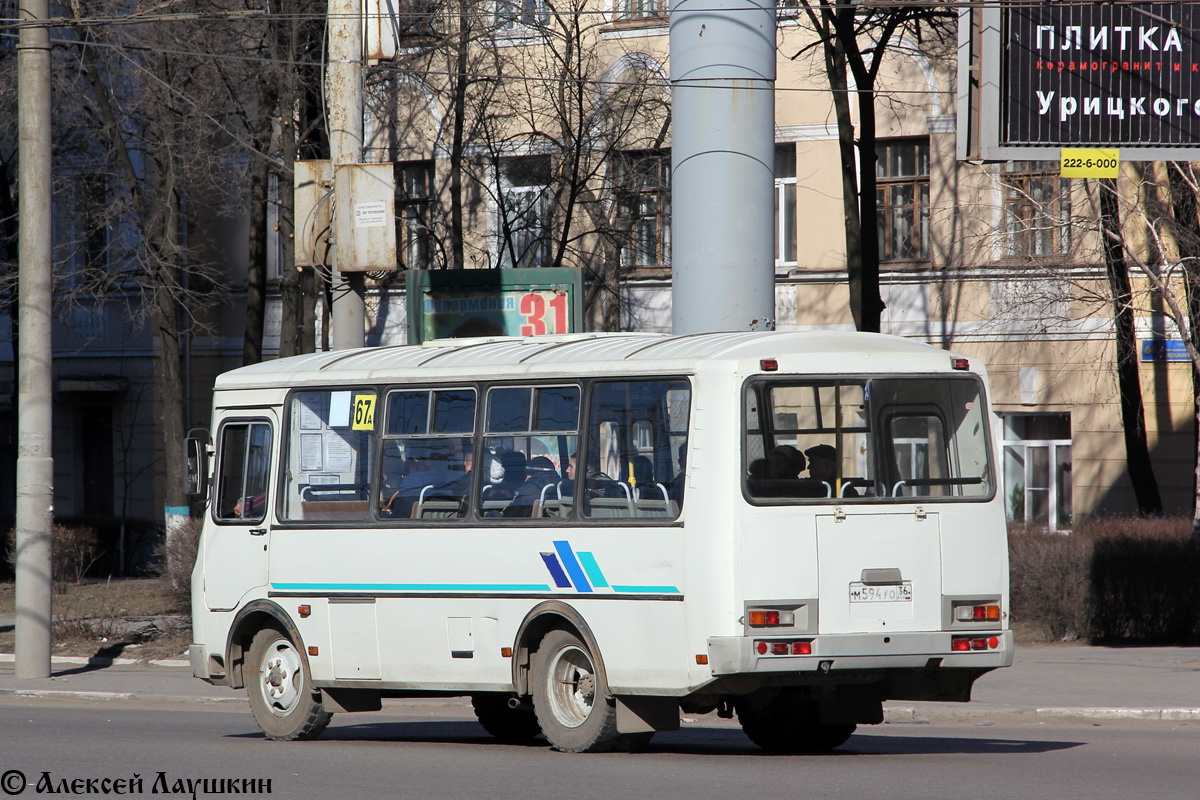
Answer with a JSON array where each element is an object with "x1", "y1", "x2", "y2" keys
[{"x1": 0, "y1": 702, "x2": 1197, "y2": 800}]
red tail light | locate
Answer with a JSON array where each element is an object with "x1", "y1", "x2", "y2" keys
[{"x1": 753, "y1": 639, "x2": 814, "y2": 657}]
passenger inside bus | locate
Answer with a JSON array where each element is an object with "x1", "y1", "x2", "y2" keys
[
  {"x1": 488, "y1": 450, "x2": 527, "y2": 501},
  {"x1": 766, "y1": 445, "x2": 805, "y2": 480},
  {"x1": 560, "y1": 452, "x2": 612, "y2": 498},
  {"x1": 503, "y1": 456, "x2": 560, "y2": 517},
  {"x1": 381, "y1": 440, "x2": 473, "y2": 517},
  {"x1": 805, "y1": 443, "x2": 858, "y2": 497}
]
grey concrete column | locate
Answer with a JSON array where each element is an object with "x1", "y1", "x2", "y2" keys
[
  {"x1": 328, "y1": 0, "x2": 366, "y2": 349},
  {"x1": 16, "y1": 0, "x2": 54, "y2": 679},
  {"x1": 669, "y1": 0, "x2": 777, "y2": 334}
]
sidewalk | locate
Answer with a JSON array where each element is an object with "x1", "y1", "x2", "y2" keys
[
  {"x1": 892, "y1": 644, "x2": 1200, "y2": 723},
  {"x1": 1, "y1": 644, "x2": 1198, "y2": 724}
]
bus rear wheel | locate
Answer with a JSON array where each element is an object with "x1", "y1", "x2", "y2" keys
[
  {"x1": 471, "y1": 694, "x2": 542, "y2": 742},
  {"x1": 531, "y1": 629, "x2": 619, "y2": 753},
  {"x1": 736, "y1": 695, "x2": 855, "y2": 753},
  {"x1": 246, "y1": 626, "x2": 332, "y2": 741}
]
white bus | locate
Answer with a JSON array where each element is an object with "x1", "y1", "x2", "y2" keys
[{"x1": 187, "y1": 330, "x2": 1012, "y2": 753}]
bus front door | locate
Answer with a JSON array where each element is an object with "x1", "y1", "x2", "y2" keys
[{"x1": 204, "y1": 414, "x2": 277, "y2": 611}]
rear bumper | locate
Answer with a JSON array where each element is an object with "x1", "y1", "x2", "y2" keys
[{"x1": 708, "y1": 630, "x2": 1013, "y2": 676}]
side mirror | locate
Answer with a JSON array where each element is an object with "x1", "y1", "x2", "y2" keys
[{"x1": 185, "y1": 430, "x2": 210, "y2": 499}]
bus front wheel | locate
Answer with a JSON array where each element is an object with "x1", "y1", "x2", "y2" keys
[
  {"x1": 246, "y1": 626, "x2": 332, "y2": 741},
  {"x1": 531, "y1": 629, "x2": 619, "y2": 753}
]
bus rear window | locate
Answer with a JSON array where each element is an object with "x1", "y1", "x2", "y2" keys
[{"x1": 744, "y1": 376, "x2": 992, "y2": 502}]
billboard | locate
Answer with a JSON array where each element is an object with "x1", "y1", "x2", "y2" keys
[
  {"x1": 960, "y1": 2, "x2": 1200, "y2": 161},
  {"x1": 405, "y1": 268, "x2": 583, "y2": 344}
]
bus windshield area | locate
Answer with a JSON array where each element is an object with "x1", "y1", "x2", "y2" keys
[{"x1": 744, "y1": 375, "x2": 993, "y2": 503}]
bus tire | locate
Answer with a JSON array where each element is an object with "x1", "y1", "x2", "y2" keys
[
  {"x1": 531, "y1": 629, "x2": 619, "y2": 753},
  {"x1": 246, "y1": 626, "x2": 332, "y2": 741},
  {"x1": 736, "y1": 696, "x2": 855, "y2": 753},
  {"x1": 471, "y1": 694, "x2": 542, "y2": 742}
]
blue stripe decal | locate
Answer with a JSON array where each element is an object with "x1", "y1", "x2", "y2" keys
[
  {"x1": 576, "y1": 551, "x2": 609, "y2": 589},
  {"x1": 540, "y1": 553, "x2": 573, "y2": 588},
  {"x1": 612, "y1": 585, "x2": 681, "y2": 594},
  {"x1": 552, "y1": 540, "x2": 593, "y2": 593},
  {"x1": 272, "y1": 583, "x2": 551, "y2": 592}
]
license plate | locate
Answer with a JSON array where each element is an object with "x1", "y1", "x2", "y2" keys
[{"x1": 849, "y1": 582, "x2": 912, "y2": 603}]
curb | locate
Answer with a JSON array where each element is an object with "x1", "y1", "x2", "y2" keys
[
  {"x1": 0, "y1": 687, "x2": 244, "y2": 705},
  {"x1": 884, "y1": 705, "x2": 1200, "y2": 724},
  {"x1": 0, "y1": 653, "x2": 191, "y2": 668}
]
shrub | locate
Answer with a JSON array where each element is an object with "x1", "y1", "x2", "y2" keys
[
  {"x1": 54, "y1": 516, "x2": 164, "y2": 577},
  {"x1": 1009, "y1": 516, "x2": 1200, "y2": 644},
  {"x1": 153, "y1": 516, "x2": 201, "y2": 612},
  {"x1": 1087, "y1": 526, "x2": 1200, "y2": 642},
  {"x1": 4, "y1": 523, "x2": 102, "y2": 593},
  {"x1": 1008, "y1": 523, "x2": 1092, "y2": 641}
]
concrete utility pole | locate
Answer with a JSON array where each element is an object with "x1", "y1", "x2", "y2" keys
[
  {"x1": 15, "y1": 0, "x2": 55, "y2": 679},
  {"x1": 669, "y1": 0, "x2": 777, "y2": 334},
  {"x1": 328, "y1": 0, "x2": 366, "y2": 349}
]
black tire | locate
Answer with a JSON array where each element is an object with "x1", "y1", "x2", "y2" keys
[
  {"x1": 617, "y1": 732, "x2": 655, "y2": 752},
  {"x1": 736, "y1": 696, "x2": 855, "y2": 753},
  {"x1": 471, "y1": 694, "x2": 542, "y2": 742},
  {"x1": 246, "y1": 626, "x2": 332, "y2": 741},
  {"x1": 530, "y1": 629, "x2": 619, "y2": 753}
]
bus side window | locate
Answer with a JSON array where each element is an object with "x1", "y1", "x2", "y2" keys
[
  {"x1": 281, "y1": 390, "x2": 375, "y2": 522},
  {"x1": 478, "y1": 385, "x2": 579, "y2": 521},
  {"x1": 583, "y1": 380, "x2": 689, "y2": 520},
  {"x1": 379, "y1": 389, "x2": 476, "y2": 521}
]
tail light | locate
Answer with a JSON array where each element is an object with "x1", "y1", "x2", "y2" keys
[
  {"x1": 954, "y1": 603, "x2": 1001, "y2": 622},
  {"x1": 754, "y1": 639, "x2": 813, "y2": 656},
  {"x1": 748, "y1": 608, "x2": 795, "y2": 628},
  {"x1": 951, "y1": 635, "x2": 1001, "y2": 652}
]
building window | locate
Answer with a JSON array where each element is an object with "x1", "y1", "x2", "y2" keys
[
  {"x1": 614, "y1": 0, "x2": 666, "y2": 22},
  {"x1": 496, "y1": 0, "x2": 548, "y2": 30},
  {"x1": 876, "y1": 139, "x2": 930, "y2": 262},
  {"x1": 397, "y1": 161, "x2": 434, "y2": 271},
  {"x1": 776, "y1": 0, "x2": 799, "y2": 21},
  {"x1": 775, "y1": 143, "x2": 797, "y2": 268},
  {"x1": 1003, "y1": 161, "x2": 1071, "y2": 258},
  {"x1": 613, "y1": 150, "x2": 670, "y2": 268},
  {"x1": 496, "y1": 156, "x2": 552, "y2": 269},
  {"x1": 1001, "y1": 413, "x2": 1072, "y2": 532}
]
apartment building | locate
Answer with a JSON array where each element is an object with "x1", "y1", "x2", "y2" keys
[
  {"x1": 3, "y1": 2, "x2": 1193, "y2": 539},
  {"x1": 351, "y1": 0, "x2": 1197, "y2": 527}
]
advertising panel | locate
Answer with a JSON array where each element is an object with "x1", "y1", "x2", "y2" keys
[
  {"x1": 405, "y1": 268, "x2": 584, "y2": 344},
  {"x1": 1004, "y1": 3, "x2": 1200, "y2": 147}
]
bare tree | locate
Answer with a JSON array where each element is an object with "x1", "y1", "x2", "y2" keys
[
  {"x1": 1158, "y1": 163, "x2": 1200, "y2": 544},
  {"x1": 368, "y1": 0, "x2": 670, "y2": 328},
  {"x1": 1097, "y1": 177, "x2": 1163, "y2": 516},
  {"x1": 472, "y1": 0, "x2": 670, "y2": 324},
  {"x1": 217, "y1": 0, "x2": 327, "y2": 362},
  {"x1": 792, "y1": 0, "x2": 955, "y2": 333},
  {"x1": 62, "y1": 2, "x2": 246, "y2": 541}
]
